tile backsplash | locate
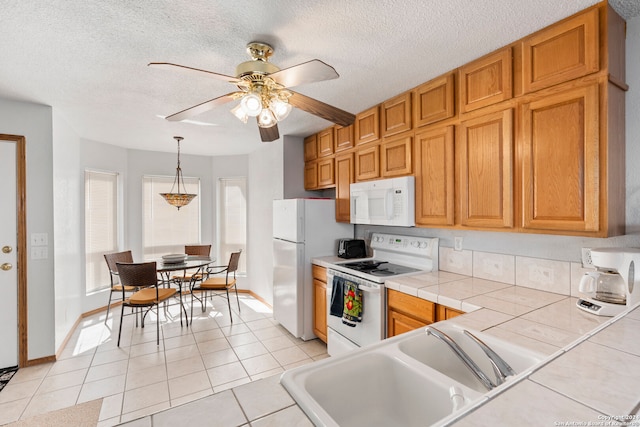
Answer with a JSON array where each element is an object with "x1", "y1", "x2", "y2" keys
[{"x1": 440, "y1": 247, "x2": 592, "y2": 297}]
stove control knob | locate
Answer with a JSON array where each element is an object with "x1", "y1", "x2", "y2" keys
[
  {"x1": 411, "y1": 241, "x2": 420, "y2": 248},
  {"x1": 419, "y1": 242, "x2": 428, "y2": 249}
]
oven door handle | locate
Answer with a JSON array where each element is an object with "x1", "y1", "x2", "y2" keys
[{"x1": 358, "y1": 285, "x2": 381, "y2": 294}]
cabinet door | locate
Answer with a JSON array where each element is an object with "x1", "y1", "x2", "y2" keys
[
  {"x1": 413, "y1": 72, "x2": 455, "y2": 127},
  {"x1": 459, "y1": 109, "x2": 514, "y2": 228},
  {"x1": 355, "y1": 105, "x2": 380, "y2": 145},
  {"x1": 387, "y1": 309, "x2": 429, "y2": 338},
  {"x1": 522, "y1": 8, "x2": 599, "y2": 94},
  {"x1": 355, "y1": 144, "x2": 380, "y2": 181},
  {"x1": 415, "y1": 126, "x2": 455, "y2": 226},
  {"x1": 335, "y1": 153, "x2": 354, "y2": 222},
  {"x1": 381, "y1": 134, "x2": 412, "y2": 177},
  {"x1": 521, "y1": 83, "x2": 599, "y2": 232},
  {"x1": 318, "y1": 127, "x2": 335, "y2": 158},
  {"x1": 317, "y1": 158, "x2": 335, "y2": 188},
  {"x1": 436, "y1": 305, "x2": 464, "y2": 321},
  {"x1": 381, "y1": 92, "x2": 412, "y2": 137},
  {"x1": 459, "y1": 47, "x2": 512, "y2": 113},
  {"x1": 313, "y1": 279, "x2": 327, "y2": 343},
  {"x1": 304, "y1": 162, "x2": 318, "y2": 190},
  {"x1": 304, "y1": 134, "x2": 318, "y2": 161},
  {"x1": 335, "y1": 125, "x2": 354, "y2": 152}
]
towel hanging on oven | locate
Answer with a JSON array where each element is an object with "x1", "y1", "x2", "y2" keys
[
  {"x1": 330, "y1": 276, "x2": 345, "y2": 317},
  {"x1": 342, "y1": 281, "x2": 363, "y2": 327}
]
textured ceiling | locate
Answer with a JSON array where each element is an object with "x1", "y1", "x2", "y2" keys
[{"x1": 0, "y1": 0, "x2": 636, "y2": 156}]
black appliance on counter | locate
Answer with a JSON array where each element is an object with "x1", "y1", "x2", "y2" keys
[{"x1": 337, "y1": 239, "x2": 367, "y2": 259}]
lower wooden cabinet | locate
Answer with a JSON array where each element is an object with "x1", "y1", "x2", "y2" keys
[
  {"x1": 387, "y1": 289, "x2": 435, "y2": 338},
  {"x1": 387, "y1": 289, "x2": 465, "y2": 337},
  {"x1": 312, "y1": 265, "x2": 328, "y2": 343}
]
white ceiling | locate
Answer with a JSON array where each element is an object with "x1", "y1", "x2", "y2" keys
[{"x1": 1, "y1": 0, "x2": 638, "y2": 156}]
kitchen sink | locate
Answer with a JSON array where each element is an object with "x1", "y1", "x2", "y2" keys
[
  {"x1": 281, "y1": 341, "x2": 482, "y2": 427},
  {"x1": 397, "y1": 323, "x2": 546, "y2": 393}
]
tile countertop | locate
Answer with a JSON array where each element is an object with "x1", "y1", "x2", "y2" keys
[{"x1": 312, "y1": 258, "x2": 640, "y2": 425}]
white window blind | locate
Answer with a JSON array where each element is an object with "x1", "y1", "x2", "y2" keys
[
  {"x1": 143, "y1": 175, "x2": 201, "y2": 258},
  {"x1": 219, "y1": 177, "x2": 247, "y2": 273},
  {"x1": 85, "y1": 170, "x2": 118, "y2": 293}
]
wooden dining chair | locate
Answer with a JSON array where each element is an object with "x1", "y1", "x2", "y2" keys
[
  {"x1": 103, "y1": 250, "x2": 136, "y2": 324},
  {"x1": 172, "y1": 244, "x2": 212, "y2": 284},
  {"x1": 115, "y1": 261, "x2": 177, "y2": 346},
  {"x1": 190, "y1": 251, "x2": 241, "y2": 323}
]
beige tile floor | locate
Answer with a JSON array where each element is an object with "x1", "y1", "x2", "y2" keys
[{"x1": 0, "y1": 294, "x2": 327, "y2": 426}]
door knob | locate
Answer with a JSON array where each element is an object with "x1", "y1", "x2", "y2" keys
[
  {"x1": 2, "y1": 246, "x2": 11, "y2": 254},
  {"x1": 1, "y1": 263, "x2": 12, "y2": 271}
]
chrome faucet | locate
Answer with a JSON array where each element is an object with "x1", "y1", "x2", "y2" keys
[
  {"x1": 463, "y1": 329, "x2": 515, "y2": 386},
  {"x1": 426, "y1": 326, "x2": 496, "y2": 391}
]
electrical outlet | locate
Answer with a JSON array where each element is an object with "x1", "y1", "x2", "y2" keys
[
  {"x1": 454, "y1": 237, "x2": 463, "y2": 251},
  {"x1": 581, "y1": 248, "x2": 594, "y2": 268}
]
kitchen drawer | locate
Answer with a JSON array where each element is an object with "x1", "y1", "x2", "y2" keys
[
  {"x1": 312, "y1": 264, "x2": 327, "y2": 282},
  {"x1": 387, "y1": 289, "x2": 435, "y2": 322}
]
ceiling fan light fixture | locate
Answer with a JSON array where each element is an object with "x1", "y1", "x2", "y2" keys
[
  {"x1": 240, "y1": 92, "x2": 262, "y2": 117},
  {"x1": 257, "y1": 108, "x2": 276, "y2": 128},
  {"x1": 270, "y1": 98, "x2": 292, "y2": 121},
  {"x1": 230, "y1": 104, "x2": 249, "y2": 123}
]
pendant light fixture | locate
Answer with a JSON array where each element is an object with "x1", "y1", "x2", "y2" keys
[{"x1": 160, "y1": 136, "x2": 197, "y2": 210}]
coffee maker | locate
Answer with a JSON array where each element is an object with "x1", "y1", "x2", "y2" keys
[{"x1": 577, "y1": 248, "x2": 640, "y2": 316}]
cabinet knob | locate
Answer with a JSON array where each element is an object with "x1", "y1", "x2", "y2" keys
[
  {"x1": 1, "y1": 263, "x2": 12, "y2": 271},
  {"x1": 2, "y1": 246, "x2": 11, "y2": 254}
]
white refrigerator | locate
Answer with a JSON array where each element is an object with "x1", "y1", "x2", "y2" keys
[{"x1": 273, "y1": 198, "x2": 353, "y2": 340}]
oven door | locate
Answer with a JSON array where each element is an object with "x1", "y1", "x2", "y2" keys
[{"x1": 326, "y1": 270, "x2": 385, "y2": 357}]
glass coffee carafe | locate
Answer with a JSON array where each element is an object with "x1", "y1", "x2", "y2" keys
[{"x1": 579, "y1": 271, "x2": 627, "y2": 305}]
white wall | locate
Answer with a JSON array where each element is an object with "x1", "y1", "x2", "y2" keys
[
  {"x1": 356, "y1": 15, "x2": 640, "y2": 262},
  {"x1": 0, "y1": 99, "x2": 55, "y2": 360}
]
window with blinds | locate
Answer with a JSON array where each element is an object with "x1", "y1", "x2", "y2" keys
[
  {"x1": 143, "y1": 175, "x2": 201, "y2": 259},
  {"x1": 219, "y1": 177, "x2": 247, "y2": 274},
  {"x1": 85, "y1": 170, "x2": 118, "y2": 293}
]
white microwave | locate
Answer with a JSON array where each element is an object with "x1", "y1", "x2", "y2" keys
[{"x1": 350, "y1": 176, "x2": 415, "y2": 227}]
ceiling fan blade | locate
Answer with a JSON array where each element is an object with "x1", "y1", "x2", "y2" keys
[
  {"x1": 258, "y1": 122, "x2": 279, "y2": 142},
  {"x1": 269, "y1": 60, "x2": 339, "y2": 88},
  {"x1": 148, "y1": 62, "x2": 239, "y2": 83},
  {"x1": 288, "y1": 91, "x2": 355, "y2": 127},
  {"x1": 166, "y1": 92, "x2": 241, "y2": 121}
]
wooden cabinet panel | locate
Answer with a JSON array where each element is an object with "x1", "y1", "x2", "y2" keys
[
  {"x1": 415, "y1": 126, "x2": 455, "y2": 226},
  {"x1": 318, "y1": 127, "x2": 335, "y2": 157},
  {"x1": 304, "y1": 134, "x2": 318, "y2": 162},
  {"x1": 317, "y1": 158, "x2": 335, "y2": 188},
  {"x1": 436, "y1": 305, "x2": 464, "y2": 321},
  {"x1": 304, "y1": 162, "x2": 318, "y2": 190},
  {"x1": 355, "y1": 144, "x2": 380, "y2": 181},
  {"x1": 413, "y1": 72, "x2": 455, "y2": 127},
  {"x1": 335, "y1": 125, "x2": 354, "y2": 152},
  {"x1": 387, "y1": 289, "x2": 435, "y2": 338},
  {"x1": 459, "y1": 109, "x2": 514, "y2": 228},
  {"x1": 355, "y1": 105, "x2": 380, "y2": 145},
  {"x1": 459, "y1": 47, "x2": 513, "y2": 113},
  {"x1": 381, "y1": 134, "x2": 412, "y2": 177},
  {"x1": 335, "y1": 153, "x2": 354, "y2": 222},
  {"x1": 312, "y1": 264, "x2": 328, "y2": 343},
  {"x1": 522, "y1": 8, "x2": 599, "y2": 94},
  {"x1": 521, "y1": 83, "x2": 599, "y2": 232},
  {"x1": 313, "y1": 278, "x2": 327, "y2": 343},
  {"x1": 381, "y1": 92, "x2": 412, "y2": 137}
]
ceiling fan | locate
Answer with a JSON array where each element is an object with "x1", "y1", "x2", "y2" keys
[{"x1": 150, "y1": 42, "x2": 356, "y2": 142}]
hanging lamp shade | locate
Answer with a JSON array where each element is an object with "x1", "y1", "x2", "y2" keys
[{"x1": 160, "y1": 136, "x2": 197, "y2": 210}]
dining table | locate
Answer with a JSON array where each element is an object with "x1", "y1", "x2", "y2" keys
[{"x1": 153, "y1": 255, "x2": 216, "y2": 326}]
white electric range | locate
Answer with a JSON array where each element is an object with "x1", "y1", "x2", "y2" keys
[{"x1": 326, "y1": 233, "x2": 439, "y2": 356}]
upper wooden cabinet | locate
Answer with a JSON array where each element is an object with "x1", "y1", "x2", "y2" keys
[
  {"x1": 317, "y1": 157, "x2": 335, "y2": 188},
  {"x1": 381, "y1": 133, "x2": 412, "y2": 177},
  {"x1": 413, "y1": 72, "x2": 455, "y2": 127},
  {"x1": 335, "y1": 125, "x2": 355, "y2": 152},
  {"x1": 355, "y1": 144, "x2": 380, "y2": 181},
  {"x1": 335, "y1": 153, "x2": 354, "y2": 222},
  {"x1": 304, "y1": 134, "x2": 318, "y2": 162},
  {"x1": 318, "y1": 127, "x2": 335, "y2": 158},
  {"x1": 459, "y1": 47, "x2": 513, "y2": 113},
  {"x1": 304, "y1": 161, "x2": 318, "y2": 190},
  {"x1": 414, "y1": 126, "x2": 455, "y2": 226},
  {"x1": 521, "y1": 83, "x2": 599, "y2": 233},
  {"x1": 381, "y1": 92, "x2": 412, "y2": 137},
  {"x1": 522, "y1": 8, "x2": 599, "y2": 94},
  {"x1": 355, "y1": 105, "x2": 380, "y2": 145},
  {"x1": 459, "y1": 109, "x2": 514, "y2": 229}
]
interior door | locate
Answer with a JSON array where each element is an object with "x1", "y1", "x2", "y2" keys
[{"x1": 0, "y1": 139, "x2": 18, "y2": 368}]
